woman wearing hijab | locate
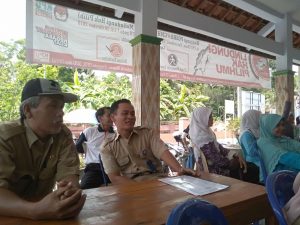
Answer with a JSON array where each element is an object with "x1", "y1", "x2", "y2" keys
[
  {"x1": 257, "y1": 114, "x2": 300, "y2": 175},
  {"x1": 189, "y1": 107, "x2": 246, "y2": 178},
  {"x1": 239, "y1": 110, "x2": 261, "y2": 181}
]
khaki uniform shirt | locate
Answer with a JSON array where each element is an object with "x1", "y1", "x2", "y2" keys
[
  {"x1": 101, "y1": 127, "x2": 168, "y2": 180},
  {"x1": 0, "y1": 120, "x2": 79, "y2": 199}
]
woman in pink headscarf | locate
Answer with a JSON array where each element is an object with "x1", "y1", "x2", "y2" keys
[{"x1": 285, "y1": 173, "x2": 300, "y2": 225}]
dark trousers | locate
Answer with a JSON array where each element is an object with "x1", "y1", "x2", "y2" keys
[
  {"x1": 229, "y1": 162, "x2": 260, "y2": 184},
  {"x1": 80, "y1": 163, "x2": 111, "y2": 189}
]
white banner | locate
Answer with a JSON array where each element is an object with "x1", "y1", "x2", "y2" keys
[{"x1": 26, "y1": 0, "x2": 271, "y2": 88}]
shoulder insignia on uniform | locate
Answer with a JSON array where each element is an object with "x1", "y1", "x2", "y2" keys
[
  {"x1": 0, "y1": 121, "x2": 25, "y2": 141},
  {"x1": 61, "y1": 124, "x2": 72, "y2": 135},
  {"x1": 102, "y1": 134, "x2": 116, "y2": 147}
]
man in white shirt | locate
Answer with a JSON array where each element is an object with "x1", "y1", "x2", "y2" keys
[{"x1": 76, "y1": 107, "x2": 114, "y2": 189}]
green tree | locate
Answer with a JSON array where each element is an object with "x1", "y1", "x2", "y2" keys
[
  {"x1": 62, "y1": 72, "x2": 132, "y2": 112},
  {"x1": 160, "y1": 79, "x2": 209, "y2": 121},
  {"x1": 0, "y1": 40, "x2": 60, "y2": 121}
]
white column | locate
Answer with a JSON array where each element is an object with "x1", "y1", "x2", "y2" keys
[
  {"x1": 237, "y1": 87, "x2": 242, "y2": 118},
  {"x1": 275, "y1": 14, "x2": 293, "y2": 70},
  {"x1": 135, "y1": 0, "x2": 158, "y2": 36}
]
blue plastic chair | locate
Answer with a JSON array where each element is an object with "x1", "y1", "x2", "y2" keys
[
  {"x1": 166, "y1": 198, "x2": 228, "y2": 225},
  {"x1": 256, "y1": 146, "x2": 268, "y2": 184},
  {"x1": 266, "y1": 170, "x2": 297, "y2": 225},
  {"x1": 239, "y1": 132, "x2": 268, "y2": 184},
  {"x1": 98, "y1": 154, "x2": 110, "y2": 186}
]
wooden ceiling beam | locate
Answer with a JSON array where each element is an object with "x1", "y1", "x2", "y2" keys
[
  {"x1": 208, "y1": 2, "x2": 220, "y2": 17},
  {"x1": 241, "y1": 15, "x2": 253, "y2": 28},
  {"x1": 220, "y1": 6, "x2": 232, "y2": 21},
  {"x1": 232, "y1": 11, "x2": 243, "y2": 25},
  {"x1": 195, "y1": 0, "x2": 206, "y2": 12}
]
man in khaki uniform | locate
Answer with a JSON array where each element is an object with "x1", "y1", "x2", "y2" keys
[
  {"x1": 0, "y1": 78, "x2": 86, "y2": 220},
  {"x1": 101, "y1": 99, "x2": 196, "y2": 184}
]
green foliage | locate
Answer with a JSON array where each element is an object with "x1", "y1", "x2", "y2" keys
[
  {"x1": 160, "y1": 79, "x2": 209, "y2": 121},
  {"x1": 201, "y1": 84, "x2": 235, "y2": 120},
  {"x1": 0, "y1": 39, "x2": 278, "y2": 123},
  {"x1": 227, "y1": 117, "x2": 240, "y2": 135},
  {"x1": 61, "y1": 72, "x2": 132, "y2": 112},
  {"x1": 0, "y1": 40, "x2": 59, "y2": 121}
]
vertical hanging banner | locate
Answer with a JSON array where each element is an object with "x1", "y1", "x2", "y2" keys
[{"x1": 26, "y1": 0, "x2": 271, "y2": 88}]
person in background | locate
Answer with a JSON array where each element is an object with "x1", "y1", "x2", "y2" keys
[
  {"x1": 285, "y1": 172, "x2": 300, "y2": 225},
  {"x1": 257, "y1": 114, "x2": 300, "y2": 175},
  {"x1": 181, "y1": 125, "x2": 195, "y2": 169},
  {"x1": 0, "y1": 78, "x2": 86, "y2": 220},
  {"x1": 100, "y1": 99, "x2": 197, "y2": 184},
  {"x1": 76, "y1": 107, "x2": 114, "y2": 189},
  {"x1": 296, "y1": 116, "x2": 300, "y2": 127},
  {"x1": 189, "y1": 107, "x2": 247, "y2": 178},
  {"x1": 295, "y1": 116, "x2": 300, "y2": 141},
  {"x1": 239, "y1": 109, "x2": 262, "y2": 183}
]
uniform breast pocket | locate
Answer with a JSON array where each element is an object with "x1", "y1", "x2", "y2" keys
[
  {"x1": 137, "y1": 149, "x2": 149, "y2": 159},
  {"x1": 116, "y1": 156, "x2": 130, "y2": 168},
  {"x1": 39, "y1": 156, "x2": 57, "y2": 181},
  {"x1": 39, "y1": 166, "x2": 56, "y2": 180}
]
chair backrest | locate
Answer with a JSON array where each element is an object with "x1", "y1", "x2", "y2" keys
[
  {"x1": 256, "y1": 146, "x2": 268, "y2": 184},
  {"x1": 166, "y1": 198, "x2": 228, "y2": 225},
  {"x1": 98, "y1": 154, "x2": 109, "y2": 186},
  {"x1": 266, "y1": 170, "x2": 297, "y2": 225},
  {"x1": 199, "y1": 148, "x2": 209, "y2": 172},
  {"x1": 239, "y1": 132, "x2": 268, "y2": 184},
  {"x1": 190, "y1": 141, "x2": 209, "y2": 172}
]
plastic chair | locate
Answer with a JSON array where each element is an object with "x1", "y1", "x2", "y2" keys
[
  {"x1": 239, "y1": 133, "x2": 268, "y2": 184},
  {"x1": 256, "y1": 146, "x2": 268, "y2": 184},
  {"x1": 266, "y1": 170, "x2": 297, "y2": 225},
  {"x1": 190, "y1": 142, "x2": 209, "y2": 172},
  {"x1": 98, "y1": 154, "x2": 110, "y2": 186},
  {"x1": 166, "y1": 198, "x2": 228, "y2": 225}
]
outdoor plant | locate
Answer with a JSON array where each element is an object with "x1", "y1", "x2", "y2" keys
[{"x1": 226, "y1": 117, "x2": 241, "y2": 138}]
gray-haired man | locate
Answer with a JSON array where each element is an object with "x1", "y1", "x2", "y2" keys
[{"x1": 0, "y1": 78, "x2": 86, "y2": 220}]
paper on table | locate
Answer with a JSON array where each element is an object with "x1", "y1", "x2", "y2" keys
[{"x1": 159, "y1": 175, "x2": 229, "y2": 196}]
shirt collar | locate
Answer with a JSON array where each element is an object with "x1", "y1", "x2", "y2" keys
[
  {"x1": 114, "y1": 128, "x2": 139, "y2": 141},
  {"x1": 24, "y1": 121, "x2": 53, "y2": 148},
  {"x1": 97, "y1": 124, "x2": 114, "y2": 133}
]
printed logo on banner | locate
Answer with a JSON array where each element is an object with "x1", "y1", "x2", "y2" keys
[
  {"x1": 193, "y1": 45, "x2": 209, "y2": 75},
  {"x1": 107, "y1": 43, "x2": 123, "y2": 57},
  {"x1": 33, "y1": 51, "x2": 50, "y2": 63},
  {"x1": 54, "y1": 5, "x2": 68, "y2": 22},
  {"x1": 35, "y1": 1, "x2": 52, "y2": 19},
  {"x1": 249, "y1": 54, "x2": 270, "y2": 80},
  {"x1": 36, "y1": 25, "x2": 68, "y2": 48},
  {"x1": 168, "y1": 54, "x2": 178, "y2": 66}
]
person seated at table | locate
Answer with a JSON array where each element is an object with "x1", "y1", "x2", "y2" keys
[
  {"x1": 76, "y1": 106, "x2": 114, "y2": 189},
  {"x1": 189, "y1": 107, "x2": 247, "y2": 179},
  {"x1": 100, "y1": 99, "x2": 197, "y2": 184},
  {"x1": 239, "y1": 109, "x2": 261, "y2": 183},
  {"x1": 257, "y1": 114, "x2": 300, "y2": 175},
  {"x1": 285, "y1": 172, "x2": 300, "y2": 225},
  {"x1": 0, "y1": 78, "x2": 86, "y2": 220}
]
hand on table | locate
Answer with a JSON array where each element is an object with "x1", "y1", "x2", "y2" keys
[
  {"x1": 31, "y1": 184, "x2": 86, "y2": 220},
  {"x1": 178, "y1": 167, "x2": 200, "y2": 177}
]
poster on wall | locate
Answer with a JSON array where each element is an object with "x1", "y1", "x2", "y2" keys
[{"x1": 26, "y1": 0, "x2": 271, "y2": 88}]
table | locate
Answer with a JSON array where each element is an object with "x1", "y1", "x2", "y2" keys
[{"x1": 0, "y1": 173, "x2": 275, "y2": 225}]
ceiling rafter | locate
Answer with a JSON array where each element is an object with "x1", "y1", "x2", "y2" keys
[
  {"x1": 195, "y1": 0, "x2": 206, "y2": 12},
  {"x1": 208, "y1": 1, "x2": 220, "y2": 17},
  {"x1": 241, "y1": 15, "x2": 253, "y2": 29}
]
